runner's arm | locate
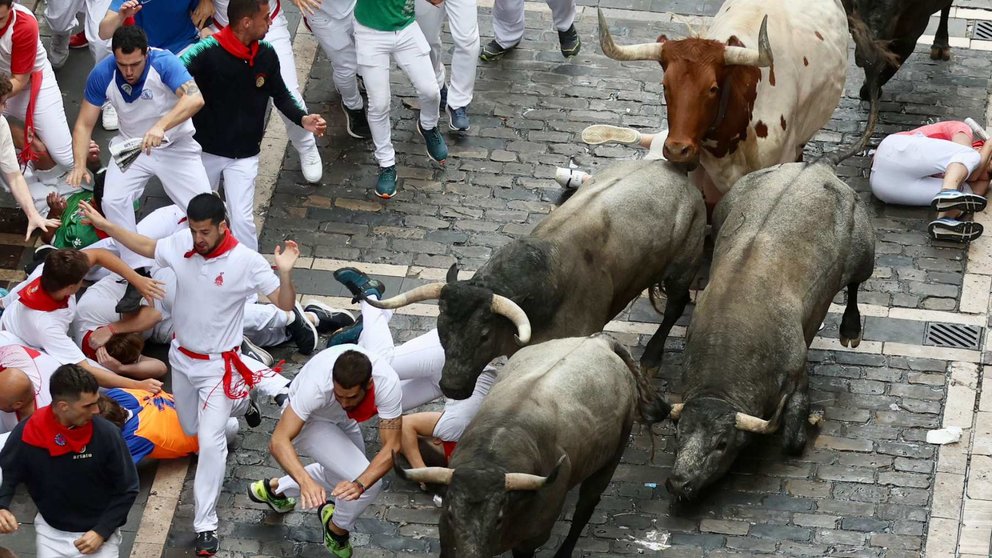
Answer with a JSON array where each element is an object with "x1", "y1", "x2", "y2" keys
[
  {"x1": 154, "y1": 80, "x2": 205, "y2": 133},
  {"x1": 400, "y1": 412, "x2": 442, "y2": 469},
  {"x1": 356, "y1": 417, "x2": 403, "y2": 490},
  {"x1": 77, "y1": 204, "x2": 159, "y2": 259}
]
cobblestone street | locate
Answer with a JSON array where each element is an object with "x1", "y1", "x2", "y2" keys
[{"x1": 4, "y1": 0, "x2": 992, "y2": 557}]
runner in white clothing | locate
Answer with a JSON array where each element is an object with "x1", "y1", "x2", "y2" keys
[
  {"x1": 414, "y1": 0, "x2": 479, "y2": 131},
  {"x1": 68, "y1": 25, "x2": 211, "y2": 270},
  {"x1": 0, "y1": 342, "x2": 59, "y2": 433},
  {"x1": 78, "y1": 193, "x2": 295, "y2": 557}
]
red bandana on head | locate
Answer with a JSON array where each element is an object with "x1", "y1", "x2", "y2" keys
[
  {"x1": 22, "y1": 405, "x2": 93, "y2": 456},
  {"x1": 184, "y1": 232, "x2": 239, "y2": 260},
  {"x1": 18, "y1": 277, "x2": 69, "y2": 311},
  {"x1": 214, "y1": 26, "x2": 260, "y2": 67},
  {"x1": 345, "y1": 380, "x2": 379, "y2": 423}
]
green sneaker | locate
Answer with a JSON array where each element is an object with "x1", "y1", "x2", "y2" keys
[
  {"x1": 417, "y1": 120, "x2": 448, "y2": 164},
  {"x1": 375, "y1": 165, "x2": 397, "y2": 199},
  {"x1": 319, "y1": 503, "x2": 353, "y2": 558},
  {"x1": 247, "y1": 480, "x2": 296, "y2": 513}
]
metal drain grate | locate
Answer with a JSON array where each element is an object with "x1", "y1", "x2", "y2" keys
[
  {"x1": 975, "y1": 21, "x2": 992, "y2": 40},
  {"x1": 923, "y1": 322, "x2": 983, "y2": 351}
]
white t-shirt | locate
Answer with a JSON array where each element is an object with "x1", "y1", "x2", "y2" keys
[
  {"x1": 154, "y1": 229, "x2": 280, "y2": 353},
  {"x1": 70, "y1": 273, "x2": 131, "y2": 346},
  {"x1": 0, "y1": 117, "x2": 20, "y2": 176},
  {"x1": 0, "y1": 343, "x2": 56, "y2": 433},
  {"x1": 0, "y1": 281, "x2": 84, "y2": 365},
  {"x1": 289, "y1": 344, "x2": 403, "y2": 425}
]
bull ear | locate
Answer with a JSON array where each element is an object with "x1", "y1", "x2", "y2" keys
[
  {"x1": 657, "y1": 34, "x2": 668, "y2": 45},
  {"x1": 446, "y1": 263, "x2": 460, "y2": 283}
]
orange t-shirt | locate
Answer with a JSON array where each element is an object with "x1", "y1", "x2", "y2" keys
[{"x1": 105, "y1": 388, "x2": 199, "y2": 462}]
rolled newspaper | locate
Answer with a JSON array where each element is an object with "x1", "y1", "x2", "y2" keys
[
  {"x1": 965, "y1": 117, "x2": 989, "y2": 141},
  {"x1": 109, "y1": 136, "x2": 170, "y2": 173}
]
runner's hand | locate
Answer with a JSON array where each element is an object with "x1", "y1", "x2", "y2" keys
[
  {"x1": 0, "y1": 509, "x2": 17, "y2": 533},
  {"x1": 118, "y1": 0, "x2": 142, "y2": 19},
  {"x1": 67, "y1": 166, "x2": 92, "y2": 189},
  {"x1": 191, "y1": 0, "x2": 215, "y2": 28},
  {"x1": 77, "y1": 200, "x2": 109, "y2": 231},
  {"x1": 301, "y1": 114, "x2": 326, "y2": 137},
  {"x1": 25, "y1": 214, "x2": 60, "y2": 241},
  {"x1": 95, "y1": 347, "x2": 122, "y2": 372},
  {"x1": 291, "y1": 0, "x2": 321, "y2": 16},
  {"x1": 142, "y1": 125, "x2": 166, "y2": 155},
  {"x1": 91, "y1": 326, "x2": 114, "y2": 348},
  {"x1": 74, "y1": 530, "x2": 105, "y2": 554},
  {"x1": 134, "y1": 275, "x2": 166, "y2": 303},
  {"x1": 331, "y1": 480, "x2": 363, "y2": 501},
  {"x1": 139, "y1": 378, "x2": 163, "y2": 394},
  {"x1": 273, "y1": 240, "x2": 300, "y2": 273},
  {"x1": 299, "y1": 478, "x2": 327, "y2": 510}
]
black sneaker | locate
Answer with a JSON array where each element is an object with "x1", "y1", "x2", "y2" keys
[
  {"x1": 286, "y1": 302, "x2": 318, "y2": 355},
  {"x1": 195, "y1": 530, "x2": 219, "y2": 556},
  {"x1": 558, "y1": 24, "x2": 581, "y2": 58},
  {"x1": 341, "y1": 105, "x2": 371, "y2": 139},
  {"x1": 25, "y1": 244, "x2": 56, "y2": 274},
  {"x1": 439, "y1": 84, "x2": 448, "y2": 112},
  {"x1": 244, "y1": 394, "x2": 262, "y2": 428},
  {"x1": 304, "y1": 302, "x2": 355, "y2": 334},
  {"x1": 333, "y1": 267, "x2": 385, "y2": 302},
  {"x1": 241, "y1": 336, "x2": 273, "y2": 367},
  {"x1": 115, "y1": 267, "x2": 150, "y2": 314},
  {"x1": 480, "y1": 39, "x2": 518, "y2": 62}
]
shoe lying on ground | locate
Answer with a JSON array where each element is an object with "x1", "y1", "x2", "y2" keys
[
  {"x1": 333, "y1": 267, "x2": 385, "y2": 302},
  {"x1": 417, "y1": 120, "x2": 448, "y2": 164},
  {"x1": 248, "y1": 479, "x2": 297, "y2": 513},
  {"x1": 555, "y1": 167, "x2": 590, "y2": 189},
  {"x1": 115, "y1": 268, "x2": 151, "y2": 314},
  {"x1": 304, "y1": 302, "x2": 355, "y2": 334},
  {"x1": 319, "y1": 503, "x2": 353, "y2": 558},
  {"x1": 375, "y1": 166, "x2": 397, "y2": 199},
  {"x1": 244, "y1": 393, "x2": 262, "y2": 428},
  {"x1": 581, "y1": 124, "x2": 641, "y2": 145},
  {"x1": 327, "y1": 316, "x2": 363, "y2": 348},
  {"x1": 195, "y1": 530, "x2": 219, "y2": 557},
  {"x1": 102, "y1": 104, "x2": 119, "y2": 131},
  {"x1": 300, "y1": 146, "x2": 323, "y2": 184},
  {"x1": 447, "y1": 105, "x2": 470, "y2": 131},
  {"x1": 930, "y1": 190, "x2": 988, "y2": 213},
  {"x1": 286, "y1": 302, "x2": 318, "y2": 355},
  {"x1": 480, "y1": 39, "x2": 518, "y2": 62},
  {"x1": 558, "y1": 24, "x2": 581, "y2": 58},
  {"x1": 241, "y1": 336, "x2": 273, "y2": 367},
  {"x1": 928, "y1": 218, "x2": 984, "y2": 242},
  {"x1": 342, "y1": 105, "x2": 371, "y2": 139}
]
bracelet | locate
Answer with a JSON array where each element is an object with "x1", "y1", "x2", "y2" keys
[{"x1": 353, "y1": 479, "x2": 366, "y2": 493}]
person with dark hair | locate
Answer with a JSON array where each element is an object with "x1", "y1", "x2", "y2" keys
[
  {"x1": 0, "y1": 364, "x2": 139, "y2": 557},
  {"x1": 247, "y1": 342, "x2": 404, "y2": 558},
  {"x1": 100, "y1": 0, "x2": 211, "y2": 55},
  {"x1": 182, "y1": 0, "x2": 327, "y2": 251},
  {"x1": 0, "y1": 0, "x2": 76, "y2": 171},
  {"x1": 0, "y1": 247, "x2": 166, "y2": 394},
  {"x1": 78, "y1": 193, "x2": 296, "y2": 556},
  {"x1": 69, "y1": 24, "x2": 211, "y2": 273}
]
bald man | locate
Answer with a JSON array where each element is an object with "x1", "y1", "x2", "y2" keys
[{"x1": 0, "y1": 342, "x2": 58, "y2": 432}]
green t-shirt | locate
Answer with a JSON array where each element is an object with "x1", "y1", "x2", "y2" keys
[
  {"x1": 354, "y1": 0, "x2": 415, "y2": 32},
  {"x1": 52, "y1": 191, "x2": 101, "y2": 250}
]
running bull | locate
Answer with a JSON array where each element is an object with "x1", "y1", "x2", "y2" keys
[
  {"x1": 598, "y1": 0, "x2": 849, "y2": 206},
  {"x1": 396, "y1": 333, "x2": 669, "y2": 557},
  {"x1": 364, "y1": 159, "x2": 706, "y2": 399},
  {"x1": 664, "y1": 161, "x2": 876, "y2": 504}
]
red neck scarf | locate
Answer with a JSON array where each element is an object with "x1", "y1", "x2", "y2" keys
[
  {"x1": 214, "y1": 26, "x2": 259, "y2": 67},
  {"x1": 18, "y1": 277, "x2": 69, "y2": 311},
  {"x1": 184, "y1": 232, "x2": 238, "y2": 260},
  {"x1": 22, "y1": 405, "x2": 93, "y2": 456},
  {"x1": 346, "y1": 381, "x2": 379, "y2": 423}
]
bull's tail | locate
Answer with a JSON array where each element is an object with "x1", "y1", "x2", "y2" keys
[
  {"x1": 602, "y1": 333, "x2": 672, "y2": 423},
  {"x1": 818, "y1": 13, "x2": 895, "y2": 166}
]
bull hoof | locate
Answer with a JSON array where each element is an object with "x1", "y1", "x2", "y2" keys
[
  {"x1": 839, "y1": 335, "x2": 862, "y2": 348},
  {"x1": 930, "y1": 46, "x2": 951, "y2": 61}
]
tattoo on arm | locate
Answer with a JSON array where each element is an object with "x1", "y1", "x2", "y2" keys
[
  {"x1": 180, "y1": 80, "x2": 201, "y2": 97},
  {"x1": 379, "y1": 418, "x2": 402, "y2": 430}
]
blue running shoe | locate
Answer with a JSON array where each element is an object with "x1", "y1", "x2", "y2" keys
[
  {"x1": 930, "y1": 190, "x2": 987, "y2": 213},
  {"x1": 333, "y1": 267, "x2": 385, "y2": 302},
  {"x1": 375, "y1": 166, "x2": 397, "y2": 199},
  {"x1": 327, "y1": 316, "x2": 363, "y2": 348},
  {"x1": 928, "y1": 218, "x2": 984, "y2": 242},
  {"x1": 447, "y1": 105, "x2": 470, "y2": 131},
  {"x1": 417, "y1": 120, "x2": 448, "y2": 163}
]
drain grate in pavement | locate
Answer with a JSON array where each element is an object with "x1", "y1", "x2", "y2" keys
[
  {"x1": 974, "y1": 21, "x2": 992, "y2": 40},
  {"x1": 923, "y1": 322, "x2": 983, "y2": 350}
]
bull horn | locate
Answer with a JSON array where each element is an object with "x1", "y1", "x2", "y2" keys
[
  {"x1": 446, "y1": 263, "x2": 460, "y2": 283},
  {"x1": 361, "y1": 283, "x2": 445, "y2": 310},
  {"x1": 505, "y1": 472, "x2": 548, "y2": 491},
  {"x1": 598, "y1": 8, "x2": 664, "y2": 61},
  {"x1": 669, "y1": 403, "x2": 684, "y2": 420},
  {"x1": 399, "y1": 466, "x2": 455, "y2": 485},
  {"x1": 723, "y1": 14, "x2": 773, "y2": 67},
  {"x1": 491, "y1": 294, "x2": 532, "y2": 345},
  {"x1": 734, "y1": 393, "x2": 788, "y2": 434}
]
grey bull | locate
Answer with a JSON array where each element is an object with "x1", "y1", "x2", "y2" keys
[
  {"x1": 396, "y1": 334, "x2": 670, "y2": 557},
  {"x1": 363, "y1": 160, "x2": 706, "y2": 399},
  {"x1": 665, "y1": 161, "x2": 876, "y2": 504}
]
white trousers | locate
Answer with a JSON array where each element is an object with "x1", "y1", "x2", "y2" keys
[
  {"x1": 870, "y1": 134, "x2": 983, "y2": 206},
  {"x1": 432, "y1": 367, "x2": 495, "y2": 441},
  {"x1": 103, "y1": 136, "x2": 211, "y2": 268},
  {"x1": 169, "y1": 341, "x2": 290, "y2": 532},
  {"x1": 267, "y1": 13, "x2": 317, "y2": 153},
  {"x1": 35, "y1": 514, "x2": 122, "y2": 558},
  {"x1": 354, "y1": 21, "x2": 440, "y2": 168},
  {"x1": 491, "y1": 0, "x2": 575, "y2": 47},
  {"x1": 243, "y1": 303, "x2": 291, "y2": 347},
  {"x1": 415, "y1": 0, "x2": 480, "y2": 110},
  {"x1": 273, "y1": 418, "x2": 382, "y2": 532},
  {"x1": 306, "y1": 0, "x2": 363, "y2": 111},
  {"x1": 201, "y1": 152, "x2": 260, "y2": 252},
  {"x1": 4, "y1": 64, "x2": 75, "y2": 170}
]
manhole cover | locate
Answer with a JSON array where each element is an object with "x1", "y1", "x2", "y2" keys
[
  {"x1": 923, "y1": 322, "x2": 983, "y2": 351},
  {"x1": 974, "y1": 21, "x2": 992, "y2": 40}
]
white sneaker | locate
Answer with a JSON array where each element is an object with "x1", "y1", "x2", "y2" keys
[
  {"x1": 555, "y1": 167, "x2": 590, "y2": 189},
  {"x1": 48, "y1": 33, "x2": 70, "y2": 70},
  {"x1": 300, "y1": 147, "x2": 322, "y2": 183},
  {"x1": 102, "y1": 104, "x2": 119, "y2": 131}
]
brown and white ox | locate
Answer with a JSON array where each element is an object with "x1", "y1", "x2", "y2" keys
[{"x1": 599, "y1": 0, "x2": 849, "y2": 207}]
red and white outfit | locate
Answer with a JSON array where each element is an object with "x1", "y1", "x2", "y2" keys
[
  {"x1": 0, "y1": 277, "x2": 88, "y2": 367},
  {"x1": 208, "y1": 0, "x2": 319, "y2": 155},
  {"x1": 0, "y1": 342, "x2": 58, "y2": 433},
  {"x1": 44, "y1": 0, "x2": 113, "y2": 64},
  {"x1": 0, "y1": 4, "x2": 75, "y2": 170},
  {"x1": 70, "y1": 273, "x2": 136, "y2": 355},
  {"x1": 272, "y1": 344, "x2": 402, "y2": 531},
  {"x1": 287, "y1": 0, "x2": 364, "y2": 114},
  {"x1": 153, "y1": 229, "x2": 289, "y2": 533}
]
